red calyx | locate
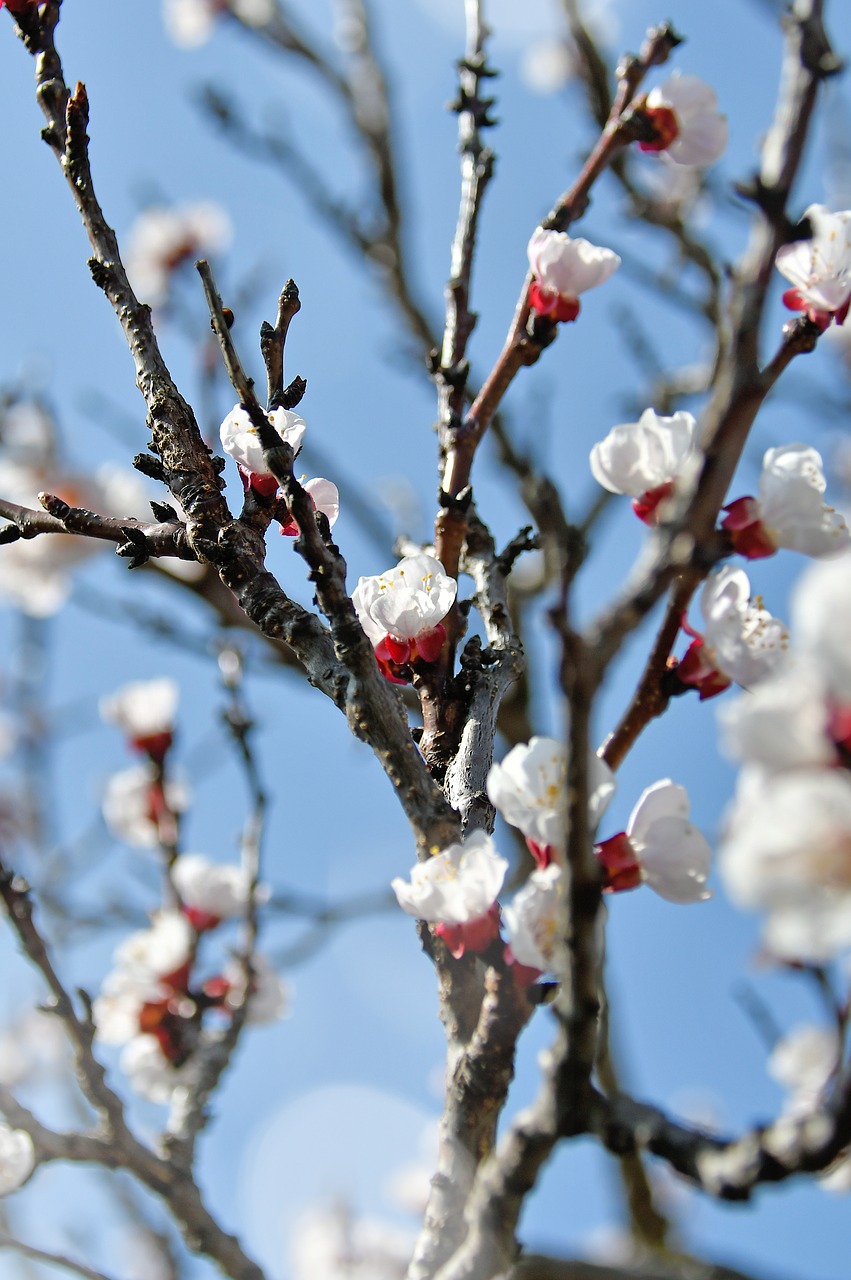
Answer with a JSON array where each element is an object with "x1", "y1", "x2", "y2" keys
[
  {"x1": 674, "y1": 637, "x2": 731, "y2": 701},
  {"x1": 238, "y1": 465, "x2": 279, "y2": 498},
  {"x1": 594, "y1": 832, "x2": 642, "y2": 893},
  {"x1": 503, "y1": 944, "x2": 543, "y2": 988},
  {"x1": 636, "y1": 105, "x2": 680, "y2": 153},
  {"x1": 412, "y1": 624, "x2": 446, "y2": 664},
  {"x1": 132, "y1": 730, "x2": 174, "y2": 765},
  {"x1": 434, "y1": 904, "x2": 501, "y2": 960},
  {"x1": 182, "y1": 905, "x2": 222, "y2": 933},
  {"x1": 782, "y1": 289, "x2": 851, "y2": 331},
  {"x1": 529, "y1": 282, "x2": 581, "y2": 324},
  {"x1": 632, "y1": 481, "x2": 676, "y2": 526},
  {"x1": 374, "y1": 638, "x2": 410, "y2": 685},
  {"x1": 721, "y1": 496, "x2": 777, "y2": 560},
  {"x1": 526, "y1": 838, "x2": 554, "y2": 870}
]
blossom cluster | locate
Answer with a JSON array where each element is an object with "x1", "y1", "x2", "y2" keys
[
  {"x1": 719, "y1": 550, "x2": 851, "y2": 963},
  {"x1": 94, "y1": 857, "x2": 285, "y2": 1103},
  {"x1": 219, "y1": 404, "x2": 340, "y2": 536},
  {"x1": 391, "y1": 736, "x2": 711, "y2": 982},
  {"x1": 0, "y1": 399, "x2": 151, "y2": 617}
]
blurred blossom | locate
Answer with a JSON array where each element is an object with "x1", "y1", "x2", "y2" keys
[
  {"x1": 0, "y1": 456, "x2": 149, "y2": 617},
  {"x1": 0, "y1": 400, "x2": 56, "y2": 465},
  {"x1": 100, "y1": 677, "x2": 179, "y2": 744},
  {"x1": 163, "y1": 0, "x2": 219, "y2": 47},
  {"x1": 720, "y1": 768, "x2": 851, "y2": 962},
  {"x1": 792, "y1": 548, "x2": 851, "y2": 699},
  {"x1": 0, "y1": 1123, "x2": 34, "y2": 1196},
  {"x1": 120, "y1": 1033, "x2": 193, "y2": 1105},
  {"x1": 768, "y1": 1023, "x2": 851, "y2": 1192},
  {"x1": 125, "y1": 200, "x2": 232, "y2": 303},
  {"x1": 520, "y1": 39, "x2": 574, "y2": 94},
  {"x1": 503, "y1": 864, "x2": 564, "y2": 974},
  {"x1": 222, "y1": 953, "x2": 289, "y2": 1023},
  {"x1": 640, "y1": 73, "x2": 728, "y2": 167},
  {"x1": 172, "y1": 852, "x2": 262, "y2": 923},
  {"x1": 101, "y1": 764, "x2": 190, "y2": 849},
  {"x1": 718, "y1": 663, "x2": 836, "y2": 774},
  {"x1": 289, "y1": 1202, "x2": 412, "y2": 1280}
]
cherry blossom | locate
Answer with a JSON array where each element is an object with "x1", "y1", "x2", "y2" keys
[
  {"x1": 0, "y1": 1124, "x2": 34, "y2": 1197},
  {"x1": 718, "y1": 664, "x2": 836, "y2": 774},
  {"x1": 486, "y1": 735, "x2": 615, "y2": 864},
  {"x1": 219, "y1": 953, "x2": 290, "y2": 1023},
  {"x1": 768, "y1": 1024, "x2": 851, "y2": 1193},
  {"x1": 220, "y1": 404, "x2": 307, "y2": 495},
  {"x1": 163, "y1": 0, "x2": 274, "y2": 47},
  {"x1": 775, "y1": 205, "x2": 851, "y2": 329},
  {"x1": 120, "y1": 1033, "x2": 194, "y2": 1104},
  {"x1": 527, "y1": 227, "x2": 620, "y2": 323},
  {"x1": 792, "y1": 548, "x2": 851, "y2": 700},
  {"x1": 589, "y1": 408, "x2": 701, "y2": 524},
  {"x1": 115, "y1": 911, "x2": 194, "y2": 982},
  {"x1": 502, "y1": 863, "x2": 564, "y2": 975},
  {"x1": 595, "y1": 780, "x2": 712, "y2": 903},
  {"x1": 100, "y1": 677, "x2": 178, "y2": 763},
  {"x1": 0, "y1": 456, "x2": 149, "y2": 617},
  {"x1": 675, "y1": 566, "x2": 789, "y2": 700},
  {"x1": 125, "y1": 199, "x2": 232, "y2": 303},
  {"x1": 352, "y1": 552, "x2": 456, "y2": 682},
  {"x1": 722, "y1": 444, "x2": 849, "y2": 559},
  {"x1": 279, "y1": 477, "x2": 340, "y2": 536},
  {"x1": 172, "y1": 853, "x2": 258, "y2": 929},
  {"x1": 720, "y1": 768, "x2": 851, "y2": 962},
  {"x1": 101, "y1": 764, "x2": 189, "y2": 849},
  {"x1": 391, "y1": 831, "x2": 508, "y2": 959},
  {"x1": 638, "y1": 74, "x2": 728, "y2": 167}
]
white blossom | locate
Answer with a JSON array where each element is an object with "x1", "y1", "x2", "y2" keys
[
  {"x1": 527, "y1": 228, "x2": 620, "y2": 302},
  {"x1": 769, "y1": 1024, "x2": 840, "y2": 1113},
  {"x1": 289, "y1": 1202, "x2": 413, "y2": 1280},
  {"x1": 115, "y1": 911, "x2": 194, "y2": 981},
  {"x1": 720, "y1": 768, "x2": 851, "y2": 961},
  {"x1": 644, "y1": 74, "x2": 728, "y2": 167},
  {"x1": 503, "y1": 863, "x2": 564, "y2": 973},
  {"x1": 736, "y1": 444, "x2": 850, "y2": 557},
  {"x1": 100, "y1": 678, "x2": 178, "y2": 741},
  {"x1": 222, "y1": 953, "x2": 289, "y2": 1024},
  {"x1": 219, "y1": 404, "x2": 307, "y2": 479},
  {"x1": 589, "y1": 408, "x2": 700, "y2": 499},
  {"x1": 792, "y1": 548, "x2": 851, "y2": 699},
  {"x1": 0, "y1": 1124, "x2": 34, "y2": 1196},
  {"x1": 352, "y1": 553, "x2": 456, "y2": 645},
  {"x1": 281, "y1": 477, "x2": 340, "y2": 535},
  {"x1": 775, "y1": 205, "x2": 851, "y2": 320},
  {"x1": 172, "y1": 853, "x2": 257, "y2": 919},
  {"x1": 717, "y1": 663, "x2": 835, "y2": 773},
  {"x1": 700, "y1": 566, "x2": 790, "y2": 689},
  {"x1": 520, "y1": 39, "x2": 574, "y2": 94},
  {"x1": 625, "y1": 781, "x2": 712, "y2": 904},
  {"x1": 94, "y1": 968, "x2": 170, "y2": 1045},
  {"x1": 120, "y1": 1034, "x2": 192, "y2": 1105},
  {"x1": 391, "y1": 831, "x2": 507, "y2": 925},
  {"x1": 126, "y1": 200, "x2": 232, "y2": 302},
  {"x1": 101, "y1": 764, "x2": 189, "y2": 849},
  {"x1": 486, "y1": 736, "x2": 615, "y2": 849}
]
